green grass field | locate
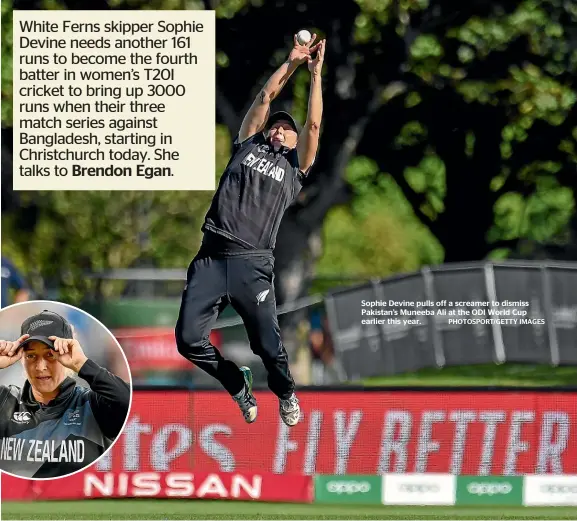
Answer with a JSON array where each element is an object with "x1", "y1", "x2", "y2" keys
[
  {"x1": 3, "y1": 500, "x2": 577, "y2": 520},
  {"x1": 361, "y1": 363, "x2": 577, "y2": 387}
]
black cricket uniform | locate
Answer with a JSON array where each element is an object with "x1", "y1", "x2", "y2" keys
[
  {"x1": 0, "y1": 360, "x2": 130, "y2": 478},
  {"x1": 176, "y1": 128, "x2": 309, "y2": 399}
]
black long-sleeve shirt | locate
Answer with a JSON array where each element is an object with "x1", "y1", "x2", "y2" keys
[{"x1": 0, "y1": 359, "x2": 130, "y2": 478}]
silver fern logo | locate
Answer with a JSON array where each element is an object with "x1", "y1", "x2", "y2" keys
[
  {"x1": 27, "y1": 320, "x2": 53, "y2": 332},
  {"x1": 256, "y1": 289, "x2": 270, "y2": 305}
]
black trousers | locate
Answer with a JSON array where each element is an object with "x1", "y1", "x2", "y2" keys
[{"x1": 175, "y1": 250, "x2": 295, "y2": 399}]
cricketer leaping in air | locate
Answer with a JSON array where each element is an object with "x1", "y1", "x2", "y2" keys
[{"x1": 175, "y1": 33, "x2": 325, "y2": 426}]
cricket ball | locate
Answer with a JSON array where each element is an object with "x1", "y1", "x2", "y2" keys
[{"x1": 297, "y1": 29, "x2": 312, "y2": 45}]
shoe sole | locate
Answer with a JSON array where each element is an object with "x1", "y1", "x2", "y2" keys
[
  {"x1": 281, "y1": 412, "x2": 300, "y2": 427},
  {"x1": 239, "y1": 366, "x2": 257, "y2": 424},
  {"x1": 280, "y1": 403, "x2": 301, "y2": 427},
  {"x1": 246, "y1": 406, "x2": 258, "y2": 423}
]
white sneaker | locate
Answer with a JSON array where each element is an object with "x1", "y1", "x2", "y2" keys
[
  {"x1": 232, "y1": 366, "x2": 257, "y2": 423},
  {"x1": 279, "y1": 393, "x2": 301, "y2": 427}
]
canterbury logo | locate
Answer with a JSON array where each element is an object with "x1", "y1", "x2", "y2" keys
[
  {"x1": 27, "y1": 320, "x2": 53, "y2": 331},
  {"x1": 256, "y1": 289, "x2": 270, "y2": 305},
  {"x1": 12, "y1": 412, "x2": 32, "y2": 424}
]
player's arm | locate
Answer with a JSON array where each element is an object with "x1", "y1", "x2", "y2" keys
[
  {"x1": 297, "y1": 39, "x2": 325, "y2": 175},
  {"x1": 0, "y1": 335, "x2": 28, "y2": 370},
  {"x1": 49, "y1": 337, "x2": 130, "y2": 439},
  {"x1": 78, "y1": 359, "x2": 131, "y2": 439},
  {"x1": 238, "y1": 34, "x2": 319, "y2": 143},
  {"x1": 0, "y1": 386, "x2": 12, "y2": 435},
  {"x1": 0, "y1": 385, "x2": 9, "y2": 404}
]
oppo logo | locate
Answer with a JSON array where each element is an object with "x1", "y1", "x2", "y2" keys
[
  {"x1": 327, "y1": 481, "x2": 371, "y2": 495},
  {"x1": 467, "y1": 482, "x2": 512, "y2": 496},
  {"x1": 399, "y1": 484, "x2": 439, "y2": 493},
  {"x1": 541, "y1": 485, "x2": 577, "y2": 495}
]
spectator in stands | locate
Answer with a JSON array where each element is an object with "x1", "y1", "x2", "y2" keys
[
  {"x1": 308, "y1": 310, "x2": 338, "y2": 383},
  {"x1": 1, "y1": 257, "x2": 31, "y2": 309}
]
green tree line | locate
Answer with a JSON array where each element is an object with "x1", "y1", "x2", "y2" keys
[{"x1": 2, "y1": 0, "x2": 576, "y2": 305}]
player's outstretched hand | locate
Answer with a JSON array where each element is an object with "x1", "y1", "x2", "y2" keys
[
  {"x1": 0, "y1": 334, "x2": 29, "y2": 369},
  {"x1": 48, "y1": 337, "x2": 89, "y2": 373},
  {"x1": 308, "y1": 39, "x2": 326, "y2": 75},
  {"x1": 288, "y1": 33, "x2": 319, "y2": 66}
]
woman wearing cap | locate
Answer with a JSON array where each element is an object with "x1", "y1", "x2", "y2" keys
[
  {"x1": 175, "y1": 34, "x2": 325, "y2": 426},
  {"x1": 0, "y1": 310, "x2": 130, "y2": 479}
]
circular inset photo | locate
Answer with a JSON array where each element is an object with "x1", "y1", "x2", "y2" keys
[{"x1": 0, "y1": 301, "x2": 132, "y2": 479}]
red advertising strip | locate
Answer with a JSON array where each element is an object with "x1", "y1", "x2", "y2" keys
[
  {"x1": 2, "y1": 471, "x2": 313, "y2": 503},
  {"x1": 113, "y1": 329, "x2": 221, "y2": 372},
  {"x1": 2, "y1": 390, "x2": 575, "y2": 492},
  {"x1": 189, "y1": 391, "x2": 577, "y2": 476},
  {"x1": 113, "y1": 328, "x2": 190, "y2": 372}
]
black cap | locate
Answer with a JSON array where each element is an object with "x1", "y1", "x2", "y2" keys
[
  {"x1": 266, "y1": 111, "x2": 300, "y2": 133},
  {"x1": 20, "y1": 310, "x2": 73, "y2": 350}
]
